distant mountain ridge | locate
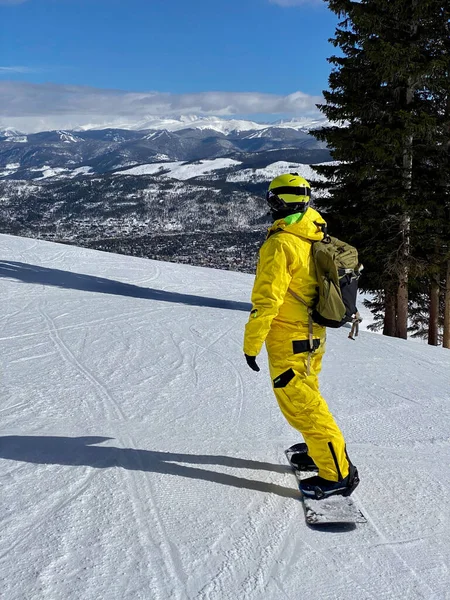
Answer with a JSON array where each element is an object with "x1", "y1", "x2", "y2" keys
[
  {"x1": 0, "y1": 121, "x2": 330, "y2": 179},
  {"x1": 0, "y1": 114, "x2": 329, "y2": 136}
]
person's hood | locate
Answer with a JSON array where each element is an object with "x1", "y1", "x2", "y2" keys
[{"x1": 267, "y1": 207, "x2": 326, "y2": 242}]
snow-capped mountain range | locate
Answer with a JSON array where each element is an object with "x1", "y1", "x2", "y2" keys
[
  {"x1": 0, "y1": 119, "x2": 330, "y2": 179},
  {"x1": 0, "y1": 119, "x2": 330, "y2": 170},
  {"x1": 0, "y1": 114, "x2": 329, "y2": 137}
]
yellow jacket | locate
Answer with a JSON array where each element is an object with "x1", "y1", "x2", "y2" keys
[{"x1": 243, "y1": 207, "x2": 326, "y2": 357}]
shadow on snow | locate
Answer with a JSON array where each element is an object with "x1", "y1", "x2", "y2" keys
[
  {"x1": 0, "y1": 261, "x2": 251, "y2": 313},
  {"x1": 0, "y1": 435, "x2": 299, "y2": 499}
]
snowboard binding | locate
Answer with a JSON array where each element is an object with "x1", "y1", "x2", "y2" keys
[
  {"x1": 285, "y1": 442, "x2": 318, "y2": 472},
  {"x1": 300, "y1": 464, "x2": 360, "y2": 500}
]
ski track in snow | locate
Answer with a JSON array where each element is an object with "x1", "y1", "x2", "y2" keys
[
  {"x1": 117, "y1": 443, "x2": 188, "y2": 600},
  {"x1": 1, "y1": 234, "x2": 450, "y2": 599},
  {"x1": 39, "y1": 305, "x2": 189, "y2": 597},
  {"x1": 0, "y1": 468, "x2": 98, "y2": 563},
  {"x1": 358, "y1": 499, "x2": 438, "y2": 600},
  {"x1": 188, "y1": 323, "x2": 245, "y2": 428},
  {"x1": 39, "y1": 307, "x2": 117, "y2": 420},
  {"x1": 43, "y1": 313, "x2": 187, "y2": 597}
]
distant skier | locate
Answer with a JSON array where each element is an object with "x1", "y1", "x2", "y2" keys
[{"x1": 243, "y1": 174, "x2": 359, "y2": 499}]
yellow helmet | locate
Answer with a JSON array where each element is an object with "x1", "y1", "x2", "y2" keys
[{"x1": 266, "y1": 173, "x2": 311, "y2": 213}]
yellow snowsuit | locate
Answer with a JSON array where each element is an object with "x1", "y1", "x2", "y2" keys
[{"x1": 243, "y1": 208, "x2": 349, "y2": 482}]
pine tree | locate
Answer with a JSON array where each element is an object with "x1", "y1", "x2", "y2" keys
[
  {"x1": 444, "y1": 260, "x2": 450, "y2": 348},
  {"x1": 409, "y1": 4, "x2": 450, "y2": 345},
  {"x1": 312, "y1": 0, "x2": 450, "y2": 340}
]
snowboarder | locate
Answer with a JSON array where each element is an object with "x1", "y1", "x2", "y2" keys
[{"x1": 243, "y1": 174, "x2": 359, "y2": 499}]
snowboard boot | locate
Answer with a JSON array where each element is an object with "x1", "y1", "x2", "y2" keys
[
  {"x1": 300, "y1": 463, "x2": 360, "y2": 500},
  {"x1": 286, "y1": 442, "x2": 317, "y2": 472}
]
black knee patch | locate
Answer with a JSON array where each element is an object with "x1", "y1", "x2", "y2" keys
[{"x1": 273, "y1": 368, "x2": 295, "y2": 388}]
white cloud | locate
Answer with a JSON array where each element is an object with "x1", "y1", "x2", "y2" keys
[
  {"x1": 269, "y1": 0, "x2": 322, "y2": 5},
  {"x1": 0, "y1": 66, "x2": 39, "y2": 73},
  {"x1": 0, "y1": 81, "x2": 323, "y2": 132}
]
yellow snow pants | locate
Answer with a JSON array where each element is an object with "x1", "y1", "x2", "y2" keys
[{"x1": 266, "y1": 324, "x2": 349, "y2": 482}]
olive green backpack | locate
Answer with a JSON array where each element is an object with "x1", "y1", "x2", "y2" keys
[
  {"x1": 287, "y1": 234, "x2": 363, "y2": 340},
  {"x1": 311, "y1": 235, "x2": 361, "y2": 328}
]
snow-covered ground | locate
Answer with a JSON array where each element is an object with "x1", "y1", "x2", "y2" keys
[
  {"x1": 117, "y1": 159, "x2": 333, "y2": 184},
  {"x1": 0, "y1": 164, "x2": 94, "y2": 179},
  {"x1": 1, "y1": 158, "x2": 332, "y2": 184},
  {"x1": 226, "y1": 160, "x2": 338, "y2": 184},
  {"x1": 34, "y1": 165, "x2": 93, "y2": 180},
  {"x1": 117, "y1": 158, "x2": 241, "y2": 180},
  {"x1": 1, "y1": 234, "x2": 450, "y2": 600}
]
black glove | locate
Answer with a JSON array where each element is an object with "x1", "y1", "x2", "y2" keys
[{"x1": 245, "y1": 354, "x2": 260, "y2": 372}]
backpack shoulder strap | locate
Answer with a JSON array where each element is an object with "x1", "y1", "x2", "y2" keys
[{"x1": 287, "y1": 287, "x2": 315, "y2": 375}]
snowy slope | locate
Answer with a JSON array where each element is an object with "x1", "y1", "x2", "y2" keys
[
  {"x1": 226, "y1": 160, "x2": 338, "y2": 183},
  {"x1": 118, "y1": 158, "x2": 241, "y2": 180},
  {"x1": 116, "y1": 160, "x2": 331, "y2": 184},
  {"x1": 1, "y1": 234, "x2": 450, "y2": 600}
]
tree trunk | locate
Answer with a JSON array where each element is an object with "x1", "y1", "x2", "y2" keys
[
  {"x1": 443, "y1": 52, "x2": 450, "y2": 349},
  {"x1": 395, "y1": 71, "x2": 414, "y2": 339},
  {"x1": 384, "y1": 285, "x2": 397, "y2": 336},
  {"x1": 443, "y1": 259, "x2": 450, "y2": 349},
  {"x1": 396, "y1": 214, "x2": 410, "y2": 340},
  {"x1": 428, "y1": 277, "x2": 440, "y2": 345}
]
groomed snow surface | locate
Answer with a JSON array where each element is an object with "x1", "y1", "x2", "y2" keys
[{"x1": 1, "y1": 234, "x2": 450, "y2": 600}]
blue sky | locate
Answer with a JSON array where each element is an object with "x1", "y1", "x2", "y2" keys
[{"x1": 0, "y1": 0, "x2": 339, "y2": 130}]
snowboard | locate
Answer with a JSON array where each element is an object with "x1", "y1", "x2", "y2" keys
[{"x1": 285, "y1": 443, "x2": 366, "y2": 526}]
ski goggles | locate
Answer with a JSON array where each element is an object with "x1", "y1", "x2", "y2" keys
[{"x1": 266, "y1": 187, "x2": 311, "y2": 211}]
